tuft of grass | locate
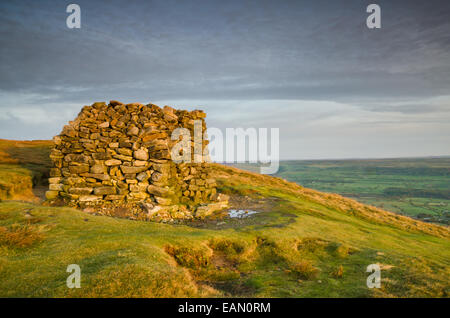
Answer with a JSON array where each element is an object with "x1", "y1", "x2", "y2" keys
[
  {"x1": 0, "y1": 223, "x2": 45, "y2": 248},
  {"x1": 335, "y1": 245, "x2": 350, "y2": 258},
  {"x1": 209, "y1": 238, "x2": 246, "y2": 254},
  {"x1": 25, "y1": 217, "x2": 44, "y2": 224},
  {"x1": 331, "y1": 265, "x2": 344, "y2": 278},
  {"x1": 296, "y1": 238, "x2": 328, "y2": 253},
  {"x1": 327, "y1": 242, "x2": 352, "y2": 258},
  {"x1": 289, "y1": 260, "x2": 319, "y2": 280},
  {"x1": 165, "y1": 245, "x2": 211, "y2": 269}
]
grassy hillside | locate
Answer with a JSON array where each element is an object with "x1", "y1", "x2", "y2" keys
[
  {"x1": 0, "y1": 156, "x2": 449, "y2": 297},
  {"x1": 0, "y1": 139, "x2": 52, "y2": 201}
]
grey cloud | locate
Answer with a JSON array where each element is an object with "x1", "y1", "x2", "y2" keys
[
  {"x1": 1, "y1": 0, "x2": 450, "y2": 102},
  {"x1": 365, "y1": 103, "x2": 450, "y2": 114},
  {"x1": 0, "y1": 0, "x2": 449, "y2": 158}
]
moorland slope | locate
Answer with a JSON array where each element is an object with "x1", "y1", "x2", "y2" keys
[{"x1": 0, "y1": 139, "x2": 448, "y2": 297}]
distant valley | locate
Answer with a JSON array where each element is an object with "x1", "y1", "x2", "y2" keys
[{"x1": 234, "y1": 158, "x2": 450, "y2": 225}]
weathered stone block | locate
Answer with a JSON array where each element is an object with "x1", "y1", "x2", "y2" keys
[
  {"x1": 105, "y1": 159, "x2": 122, "y2": 166},
  {"x1": 93, "y1": 187, "x2": 116, "y2": 195},
  {"x1": 79, "y1": 195, "x2": 102, "y2": 202},
  {"x1": 128, "y1": 192, "x2": 148, "y2": 200},
  {"x1": 81, "y1": 173, "x2": 110, "y2": 181},
  {"x1": 64, "y1": 154, "x2": 89, "y2": 163},
  {"x1": 104, "y1": 194, "x2": 125, "y2": 200},
  {"x1": 69, "y1": 165, "x2": 90, "y2": 174},
  {"x1": 134, "y1": 148, "x2": 149, "y2": 161},
  {"x1": 118, "y1": 148, "x2": 133, "y2": 156},
  {"x1": 136, "y1": 171, "x2": 150, "y2": 182},
  {"x1": 194, "y1": 201, "x2": 228, "y2": 218},
  {"x1": 133, "y1": 160, "x2": 148, "y2": 167},
  {"x1": 69, "y1": 187, "x2": 94, "y2": 195},
  {"x1": 147, "y1": 185, "x2": 170, "y2": 197},
  {"x1": 142, "y1": 132, "x2": 167, "y2": 142},
  {"x1": 45, "y1": 190, "x2": 59, "y2": 200},
  {"x1": 49, "y1": 183, "x2": 64, "y2": 191},
  {"x1": 152, "y1": 163, "x2": 171, "y2": 174},
  {"x1": 92, "y1": 153, "x2": 111, "y2": 160},
  {"x1": 48, "y1": 177, "x2": 62, "y2": 184},
  {"x1": 113, "y1": 154, "x2": 133, "y2": 161},
  {"x1": 155, "y1": 196, "x2": 172, "y2": 206},
  {"x1": 91, "y1": 164, "x2": 107, "y2": 174},
  {"x1": 120, "y1": 165, "x2": 147, "y2": 174},
  {"x1": 127, "y1": 126, "x2": 139, "y2": 136}
]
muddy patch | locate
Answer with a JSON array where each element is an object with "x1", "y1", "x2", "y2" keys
[{"x1": 181, "y1": 194, "x2": 295, "y2": 230}]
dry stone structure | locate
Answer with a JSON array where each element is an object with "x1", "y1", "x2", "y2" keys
[{"x1": 45, "y1": 101, "x2": 228, "y2": 221}]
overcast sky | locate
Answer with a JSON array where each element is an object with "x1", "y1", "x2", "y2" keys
[{"x1": 0, "y1": 0, "x2": 449, "y2": 159}]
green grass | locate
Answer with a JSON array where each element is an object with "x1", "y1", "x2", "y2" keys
[
  {"x1": 0, "y1": 164, "x2": 448, "y2": 298},
  {"x1": 0, "y1": 139, "x2": 52, "y2": 201},
  {"x1": 0, "y1": 165, "x2": 35, "y2": 200}
]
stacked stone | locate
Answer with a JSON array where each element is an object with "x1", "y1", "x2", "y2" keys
[{"x1": 46, "y1": 101, "x2": 227, "y2": 220}]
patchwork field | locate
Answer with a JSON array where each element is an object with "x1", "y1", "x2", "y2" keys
[{"x1": 236, "y1": 158, "x2": 450, "y2": 225}]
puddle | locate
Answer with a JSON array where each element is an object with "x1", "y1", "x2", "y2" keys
[{"x1": 228, "y1": 209, "x2": 259, "y2": 218}]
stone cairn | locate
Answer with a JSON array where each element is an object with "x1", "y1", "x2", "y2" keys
[{"x1": 45, "y1": 101, "x2": 228, "y2": 221}]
